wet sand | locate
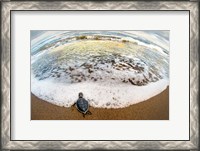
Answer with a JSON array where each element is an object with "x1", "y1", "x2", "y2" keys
[{"x1": 31, "y1": 87, "x2": 169, "y2": 120}]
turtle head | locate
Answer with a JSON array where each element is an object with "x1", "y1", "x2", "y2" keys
[{"x1": 79, "y1": 92, "x2": 83, "y2": 98}]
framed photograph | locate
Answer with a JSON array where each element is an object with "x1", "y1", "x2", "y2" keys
[{"x1": 1, "y1": 0, "x2": 199, "y2": 150}]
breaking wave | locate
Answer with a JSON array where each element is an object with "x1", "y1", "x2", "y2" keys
[{"x1": 31, "y1": 31, "x2": 169, "y2": 108}]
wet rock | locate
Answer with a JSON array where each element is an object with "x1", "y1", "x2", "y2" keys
[
  {"x1": 143, "y1": 74, "x2": 149, "y2": 82},
  {"x1": 84, "y1": 64, "x2": 93, "y2": 69},
  {"x1": 122, "y1": 79, "x2": 128, "y2": 83},
  {"x1": 112, "y1": 97, "x2": 117, "y2": 100},
  {"x1": 106, "y1": 102, "x2": 111, "y2": 106},
  {"x1": 136, "y1": 81, "x2": 143, "y2": 86},
  {"x1": 111, "y1": 59, "x2": 115, "y2": 64},
  {"x1": 69, "y1": 66, "x2": 75, "y2": 71},
  {"x1": 88, "y1": 68, "x2": 93, "y2": 73},
  {"x1": 128, "y1": 79, "x2": 136, "y2": 85}
]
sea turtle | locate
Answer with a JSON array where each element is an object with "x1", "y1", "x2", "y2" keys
[{"x1": 74, "y1": 92, "x2": 92, "y2": 117}]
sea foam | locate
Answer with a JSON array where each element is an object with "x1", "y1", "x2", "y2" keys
[{"x1": 31, "y1": 76, "x2": 168, "y2": 108}]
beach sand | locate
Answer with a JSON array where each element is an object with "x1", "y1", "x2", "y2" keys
[{"x1": 31, "y1": 87, "x2": 169, "y2": 120}]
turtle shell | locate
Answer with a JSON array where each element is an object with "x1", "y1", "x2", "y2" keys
[{"x1": 76, "y1": 98, "x2": 89, "y2": 114}]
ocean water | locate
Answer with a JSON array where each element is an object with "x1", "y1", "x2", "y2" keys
[{"x1": 31, "y1": 31, "x2": 169, "y2": 108}]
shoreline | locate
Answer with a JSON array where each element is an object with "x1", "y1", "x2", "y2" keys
[{"x1": 31, "y1": 87, "x2": 169, "y2": 120}]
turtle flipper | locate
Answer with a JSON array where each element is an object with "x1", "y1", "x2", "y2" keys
[
  {"x1": 72, "y1": 103, "x2": 76, "y2": 107},
  {"x1": 87, "y1": 111, "x2": 92, "y2": 115}
]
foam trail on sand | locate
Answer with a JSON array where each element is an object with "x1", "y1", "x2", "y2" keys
[{"x1": 31, "y1": 76, "x2": 168, "y2": 108}]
